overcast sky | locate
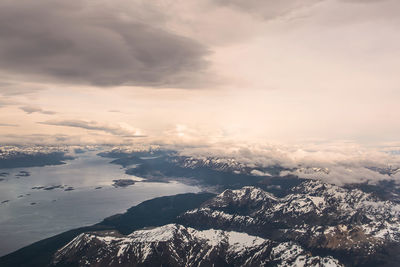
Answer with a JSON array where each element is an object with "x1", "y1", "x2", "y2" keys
[{"x1": 0, "y1": 0, "x2": 399, "y2": 146}]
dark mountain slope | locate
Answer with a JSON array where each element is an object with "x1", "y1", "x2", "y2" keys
[{"x1": 0, "y1": 192, "x2": 214, "y2": 267}]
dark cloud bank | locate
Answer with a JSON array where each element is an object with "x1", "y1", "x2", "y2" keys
[{"x1": 0, "y1": 0, "x2": 209, "y2": 88}]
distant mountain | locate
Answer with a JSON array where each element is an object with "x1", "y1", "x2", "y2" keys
[
  {"x1": 0, "y1": 146, "x2": 75, "y2": 169},
  {"x1": 0, "y1": 152, "x2": 73, "y2": 169},
  {"x1": 100, "y1": 150, "x2": 302, "y2": 196}
]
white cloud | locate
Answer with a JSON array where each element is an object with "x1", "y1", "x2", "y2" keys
[{"x1": 176, "y1": 141, "x2": 400, "y2": 185}]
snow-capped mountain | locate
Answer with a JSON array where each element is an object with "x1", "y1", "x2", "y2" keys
[
  {"x1": 169, "y1": 155, "x2": 285, "y2": 178},
  {"x1": 170, "y1": 156, "x2": 253, "y2": 174},
  {"x1": 294, "y1": 167, "x2": 331, "y2": 175},
  {"x1": 367, "y1": 166, "x2": 400, "y2": 176},
  {"x1": 180, "y1": 180, "x2": 400, "y2": 266},
  {"x1": 0, "y1": 145, "x2": 70, "y2": 159},
  {"x1": 48, "y1": 180, "x2": 400, "y2": 266},
  {"x1": 52, "y1": 224, "x2": 342, "y2": 267}
]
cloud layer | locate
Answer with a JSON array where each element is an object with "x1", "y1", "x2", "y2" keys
[
  {"x1": 175, "y1": 141, "x2": 400, "y2": 185},
  {"x1": 0, "y1": 0, "x2": 209, "y2": 87},
  {"x1": 0, "y1": 123, "x2": 18, "y2": 127},
  {"x1": 19, "y1": 106, "x2": 56, "y2": 115},
  {"x1": 0, "y1": 0, "x2": 399, "y2": 164},
  {"x1": 215, "y1": 0, "x2": 321, "y2": 19},
  {"x1": 40, "y1": 119, "x2": 144, "y2": 137}
]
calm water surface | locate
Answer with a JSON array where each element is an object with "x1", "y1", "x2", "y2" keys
[{"x1": 0, "y1": 150, "x2": 199, "y2": 256}]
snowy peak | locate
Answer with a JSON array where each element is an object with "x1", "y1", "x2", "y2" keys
[
  {"x1": 180, "y1": 180, "x2": 400, "y2": 264},
  {"x1": 52, "y1": 224, "x2": 343, "y2": 267},
  {"x1": 207, "y1": 186, "x2": 277, "y2": 208},
  {"x1": 49, "y1": 180, "x2": 400, "y2": 267},
  {"x1": 172, "y1": 156, "x2": 248, "y2": 173},
  {"x1": 295, "y1": 167, "x2": 331, "y2": 175},
  {"x1": 170, "y1": 155, "x2": 277, "y2": 176},
  {"x1": 127, "y1": 224, "x2": 183, "y2": 242}
]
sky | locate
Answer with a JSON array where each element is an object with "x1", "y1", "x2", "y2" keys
[{"x1": 0, "y1": 0, "x2": 399, "y2": 147}]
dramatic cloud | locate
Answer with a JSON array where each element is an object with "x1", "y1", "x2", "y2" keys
[
  {"x1": 19, "y1": 106, "x2": 56, "y2": 115},
  {"x1": 0, "y1": 0, "x2": 210, "y2": 88},
  {"x1": 39, "y1": 119, "x2": 144, "y2": 137},
  {"x1": 0, "y1": 0, "x2": 399, "y2": 163}
]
